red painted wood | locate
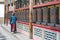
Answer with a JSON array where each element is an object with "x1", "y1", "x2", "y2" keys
[
  {"x1": 17, "y1": 21, "x2": 60, "y2": 32},
  {"x1": 33, "y1": 1, "x2": 60, "y2": 8}
]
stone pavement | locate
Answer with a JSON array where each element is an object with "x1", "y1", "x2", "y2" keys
[
  {"x1": 0, "y1": 25, "x2": 20, "y2": 40},
  {"x1": 0, "y1": 32, "x2": 6, "y2": 40},
  {"x1": 1, "y1": 24, "x2": 33, "y2": 40}
]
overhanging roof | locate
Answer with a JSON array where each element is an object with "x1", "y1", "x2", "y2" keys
[{"x1": 0, "y1": 0, "x2": 4, "y2": 4}]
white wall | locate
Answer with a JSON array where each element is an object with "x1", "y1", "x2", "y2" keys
[
  {"x1": 0, "y1": 4, "x2": 4, "y2": 17},
  {"x1": 0, "y1": 0, "x2": 4, "y2": 2}
]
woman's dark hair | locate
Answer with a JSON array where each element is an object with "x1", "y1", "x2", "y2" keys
[{"x1": 13, "y1": 13, "x2": 15, "y2": 16}]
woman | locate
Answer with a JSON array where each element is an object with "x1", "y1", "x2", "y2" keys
[{"x1": 10, "y1": 13, "x2": 17, "y2": 33}]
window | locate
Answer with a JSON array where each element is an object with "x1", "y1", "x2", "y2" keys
[
  {"x1": 23, "y1": 10, "x2": 26, "y2": 22},
  {"x1": 36, "y1": 8, "x2": 41, "y2": 22},
  {"x1": 41, "y1": 9, "x2": 43, "y2": 22},
  {"x1": 40, "y1": 0, "x2": 54, "y2": 4},
  {"x1": 8, "y1": 4, "x2": 10, "y2": 6},
  {"x1": 47, "y1": 8, "x2": 50, "y2": 23},
  {"x1": 25, "y1": 10, "x2": 29, "y2": 22},
  {"x1": 24, "y1": 0, "x2": 29, "y2": 7},
  {"x1": 34, "y1": 0, "x2": 43, "y2": 4},
  {"x1": 17, "y1": 0, "x2": 29, "y2": 7},
  {"x1": 17, "y1": 0, "x2": 22, "y2": 8},
  {"x1": 43, "y1": 7, "x2": 48, "y2": 23},
  {"x1": 11, "y1": 3, "x2": 13, "y2": 6},
  {"x1": 15, "y1": 1, "x2": 20, "y2": 9},
  {"x1": 35, "y1": 0, "x2": 40, "y2": 4},
  {"x1": 36, "y1": 8, "x2": 43, "y2": 24},
  {"x1": 32, "y1": 9, "x2": 37, "y2": 23},
  {"x1": 55, "y1": 7, "x2": 59, "y2": 24},
  {"x1": 19, "y1": 12, "x2": 22, "y2": 21},
  {"x1": 50, "y1": 7, "x2": 56, "y2": 23},
  {"x1": 48, "y1": 0, "x2": 54, "y2": 2}
]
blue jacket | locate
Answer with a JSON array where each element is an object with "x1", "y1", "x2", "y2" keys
[{"x1": 10, "y1": 16, "x2": 17, "y2": 24}]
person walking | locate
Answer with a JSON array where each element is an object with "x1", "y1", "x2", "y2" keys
[{"x1": 10, "y1": 13, "x2": 17, "y2": 33}]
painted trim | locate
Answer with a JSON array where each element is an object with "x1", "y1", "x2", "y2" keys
[{"x1": 17, "y1": 21, "x2": 60, "y2": 32}]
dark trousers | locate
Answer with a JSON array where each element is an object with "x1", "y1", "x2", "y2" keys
[{"x1": 11, "y1": 24, "x2": 17, "y2": 32}]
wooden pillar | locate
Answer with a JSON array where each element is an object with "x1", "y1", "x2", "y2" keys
[
  {"x1": 6, "y1": 5, "x2": 8, "y2": 25},
  {"x1": 29, "y1": 0, "x2": 33, "y2": 39},
  {"x1": 4, "y1": 0, "x2": 6, "y2": 24},
  {"x1": 4, "y1": 0, "x2": 8, "y2": 25}
]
